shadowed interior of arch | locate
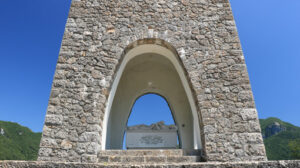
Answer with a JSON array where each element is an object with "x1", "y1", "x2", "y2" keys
[
  {"x1": 122, "y1": 93, "x2": 180, "y2": 149},
  {"x1": 104, "y1": 43, "x2": 202, "y2": 150}
]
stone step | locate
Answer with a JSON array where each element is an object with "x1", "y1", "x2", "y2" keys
[
  {"x1": 98, "y1": 156, "x2": 201, "y2": 163},
  {"x1": 99, "y1": 149, "x2": 201, "y2": 157},
  {"x1": 3, "y1": 160, "x2": 300, "y2": 168}
]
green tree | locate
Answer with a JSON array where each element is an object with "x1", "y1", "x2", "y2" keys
[{"x1": 288, "y1": 139, "x2": 300, "y2": 159}]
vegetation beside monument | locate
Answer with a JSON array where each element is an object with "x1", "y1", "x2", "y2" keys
[
  {"x1": 0, "y1": 121, "x2": 41, "y2": 160},
  {"x1": 289, "y1": 139, "x2": 300, "y2": 159},
  {"x1": 260, "y1": 118, "x2": 300, "y2": 160}
]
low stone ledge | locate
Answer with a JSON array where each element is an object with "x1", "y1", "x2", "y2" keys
[{"x1": 1, "y1": 160, "x2": 300, "y2": 168}]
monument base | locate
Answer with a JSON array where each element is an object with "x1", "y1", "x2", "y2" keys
[{"x1": 1, "y1": 160, "x2": 300, "y2": 168}]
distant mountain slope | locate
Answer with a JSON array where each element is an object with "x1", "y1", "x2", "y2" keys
[
  {"x1": 260, "y1": 117, "x2": 300, "y2": 160},
  {"x1": 0, "y1": 121, "x2": 41, "y2": 160}
]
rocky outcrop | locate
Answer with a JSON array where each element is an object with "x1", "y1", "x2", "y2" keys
[
  {"x1": 264, "y1": 122, "x2": 286, "y2": 138},
  {"x1": 127, "y1": 121, "x2": 177, "y2": 131},
  {"x1": 0, "y1": 128, "x2": 4, "y2": 135}
]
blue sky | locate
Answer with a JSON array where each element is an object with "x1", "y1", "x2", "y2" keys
[
  {"x1": 127, "y1": 94, "x2": 175, "y2": 126},
  {"x1": 0, "y1": 0, "x2": 299, "y2": 132}
]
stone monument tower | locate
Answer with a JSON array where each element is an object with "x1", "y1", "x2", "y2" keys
[{"x1": 38, "y1": 0, "x2": 267, "y2": 163}]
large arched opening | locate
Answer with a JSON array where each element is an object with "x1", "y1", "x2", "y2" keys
[{"x1": 102, "y1": 39, "x2": 202, "y2": 150}]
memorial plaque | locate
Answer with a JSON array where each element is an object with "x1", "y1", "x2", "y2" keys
[{"x1": 126, "y1": 121, "x2": 178, "y2": 149}]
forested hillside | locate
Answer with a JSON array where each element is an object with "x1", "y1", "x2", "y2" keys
[
  {"x1": 260, "y1": 117, "x2": 300, "y2": 160},
  {"x1": 0, "y1": 121, "x2": 41, "y2": 160}
]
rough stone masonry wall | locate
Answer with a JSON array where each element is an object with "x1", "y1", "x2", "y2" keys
[{"x1": 38, "y1": 0, "x2": 267, "y2": 162}]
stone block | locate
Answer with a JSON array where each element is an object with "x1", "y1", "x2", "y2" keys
[
  {"x1": 45, "y1": 115, "x2": 63, "y2": 125},
  {"x1": 144, "y1": 156, "x2": 166, "y2": 163},
  {"x1": 78, "y1": 132, "x2": 100, "y2": 142},
  {"x1": 121, "y1": 156, "x2": 144, "y2": 163}
]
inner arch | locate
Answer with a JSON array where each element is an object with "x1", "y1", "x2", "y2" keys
[
  {"x1": 103, "y1": 42, "x2": 202, "y2": 150},
  {"x1": 124, "y1": 93, "x2": 180, "y2": 149},
  {"x1": 127, "y1": 94, "x2": 176, "y2": 127}
]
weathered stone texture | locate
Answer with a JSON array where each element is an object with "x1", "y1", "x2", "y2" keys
[
  {"x1": 39, "y1": 0, "x2": 267, "y2": 162},
  {"x1": 2, "y1": 161, "x2": 300, "y2": 168}
]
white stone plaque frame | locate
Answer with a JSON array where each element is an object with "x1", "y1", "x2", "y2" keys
[{"x1": 126, "y1": 130, "x2": 178, "y2": 149}]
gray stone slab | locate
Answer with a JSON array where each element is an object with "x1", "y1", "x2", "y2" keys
[
  {"x1": 98, "y1": 149, "x2": 193, "y2": 157},
  {"x1": 1, "y1": 160, "x2": 300, "y2": 168}
]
